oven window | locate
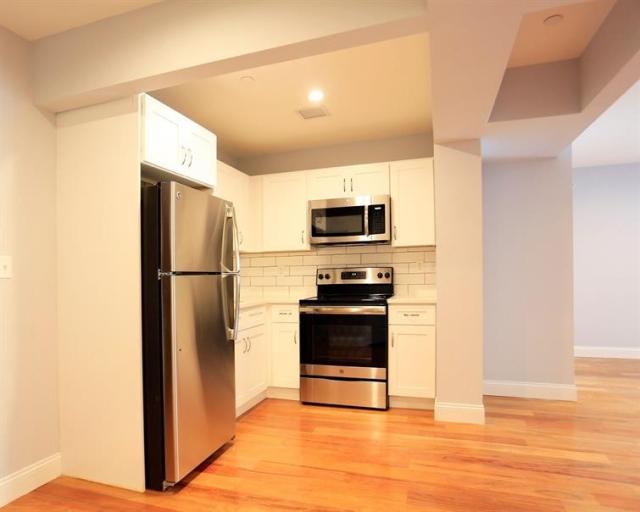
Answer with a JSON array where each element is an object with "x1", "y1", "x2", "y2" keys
[
  {"x1": 300, "y1": 313, "x2": 387, "y2": 368},
  {"x1": 311, "y1": 206, "x2": 364, "y2": 237}
]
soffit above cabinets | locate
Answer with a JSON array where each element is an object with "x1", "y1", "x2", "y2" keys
[
  {"x1": 0, "y1": 0, "x2": 162, "y2": 41},
  {"x1": 508, "y1": 0, "x2": 616, "y2": 69},
  {"x1": 151, "y1": 33, "x2": 431, "y2": 158}
]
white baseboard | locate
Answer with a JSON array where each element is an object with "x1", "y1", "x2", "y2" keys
[
  {"x1": 434, "y1": 400, "x2": 485, "y2": 424},
  {"x1": 389, "y1": 396, "x2": 434, "y2": 410},
  {"x1": 0, "y1": 453, "x2": 61, "y2": 507},
  {"x1": 484, "y1": 380, "x2": 577, "y2": 401},
  {"x1": 575, "y1": 346, "x2": 640, "y2": 359},
  {"x1": 235, "y1": 390, "x2": 268, "y2": 418},
  {"x1": 266, "y1": 387, "x2": 299, "y2": 401}
]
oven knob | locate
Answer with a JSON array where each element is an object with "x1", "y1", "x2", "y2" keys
[
  {"x1": 324, "y1": 273, "x2": 330, "y2": 280},
  {"x1": 384, "y1": 272, "x2": 390, "y2": 278},
  {"x1": 318, "y1": 274, "x2": 323, "y2": 280},
  {"x1": 377, "y1": 272, "x2": 383, "y2": 279}
]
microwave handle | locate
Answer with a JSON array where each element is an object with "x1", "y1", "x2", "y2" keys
[{"x1": 364, "y1": 204, "x2": 369, "y2": 237}]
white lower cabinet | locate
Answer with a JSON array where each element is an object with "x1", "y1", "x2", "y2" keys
[
  {"x1": 235, "y1": 308, "x2": 268, "y2": 413},
  {"x1": 388, "y1": 305, "x2": 436, "y2": 399},
  {"x1": 270, "y1": 322, "x2": 300, "y2": 389}
]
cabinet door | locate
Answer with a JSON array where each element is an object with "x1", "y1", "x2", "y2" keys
[
  {"x1": 349, "y1": 163, "x2": 390, "y2": 196},
  {"x1": 306, "y1": 168, "x2": 348, "y2": 200},
  {"x1": 388, "y1": 325, "x2": 435, "y2": 398},
  {"x1": 234, "y1": 335, "x2": 248, "y2": 408},
  {"x1": 390, "y1": 158, "x2": 435, "y2": 246},
  {"x1": 270, "y1": 323, "x2": 300, "y2": 388},
  {"x1": 262, "y1": 172, "x2": 308, "y2": 252},
  {"x1": 142, "y1": 95, "x2": 184, "y2": 173},
  {"x1": 245, "y1": 326, "x2": 268, "y2": 398},
  {"x1": 182, "y1": 120, "x2": 217, "y2": 188},
  {"x1": 215, "y1": 162, "x2": 251, "y2": 250}
]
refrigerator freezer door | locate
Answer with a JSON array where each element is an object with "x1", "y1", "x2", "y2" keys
[
  {"x1": 160, "y1": 181, "x2": 232, "y2": 273},
  {"x1": 162, "y1": 274, "x2": 235, "y2": 484}
]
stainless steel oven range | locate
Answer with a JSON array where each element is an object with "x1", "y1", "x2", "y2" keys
[{"x1": 299, "y1": 267, "x2": 393, "y2": 410}]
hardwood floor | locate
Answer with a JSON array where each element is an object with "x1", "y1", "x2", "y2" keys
[{"x1": 5, "y1": 358, "x2": 639, "y2": 511}]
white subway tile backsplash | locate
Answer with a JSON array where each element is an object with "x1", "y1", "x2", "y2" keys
[
  {"x1": 242, "y1": 267, "x2": 264, "y2": 276},
  {"x1": 346, "y1": 245, "x2": 377, "y2": 254},
  {"x1": 264, "y1": 266, "x2": 289, "y2": 276},
  {"x1": 252, "y1": 256, "x2": 276, "y2": 267},
  {"x1": 263, "y1": 286, "x2": 289, "y2": 298},
  {"x1": 276, "y1": 255, "x2": 303, "y2": 266},
  {"x1": 396, "y1": 273, "x2": 424, "y2": 285},
  {"x1": 290, "y1": 266, "x2": 316, "y2": 276},
  {"x1": 302, "y1": 255, "x2": 332, "y2": 265},
  {"x1": 240, "y1": 246, "x2": 436, "y2": 298},
  {"x1": 331, "y1": 254, "x2": 361, "y2": 264},
  {"x1": 251, "y1": 276, "x2": 276, "y2": 286},
  {"x1": 362, "y1": 253, "x2": 393, "y2": 264},
  {"x1": 277, "y1": 275, "x2": 303, "y2": 286},
  {"x1": 317, "y1": 246, "x2": 346, "y2": 255},
  {"x1": 289, "y1": 286, "x2": 315, "y2": 299},
  {"x1": 392, "y1": 251, "x2": 424, "y2": 263}
]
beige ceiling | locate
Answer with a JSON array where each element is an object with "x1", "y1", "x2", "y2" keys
[
  {"x1": 508, "y1": 0, "x2": 616, "y2": 68},
  {"x1": 152, "y1": 33, "x2": 431, "y2": 158},
  {"x1": 0, "y1": 0, "x2": 161, "y2": 41}
]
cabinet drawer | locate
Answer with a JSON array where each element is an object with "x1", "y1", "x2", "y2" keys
[
  {"x1": 271, "y1": 304, "x2": 298, "y2": 323},
  {"x1": 389, "y1": 305, "x2": 435, "y2": 325},
  {"x1": 239, "y1": 306, "x2": 266, "y2": 331}
]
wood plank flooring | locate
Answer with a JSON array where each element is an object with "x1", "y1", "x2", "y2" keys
[{"x1": 4, "y1": 358, "x2": 639, "y2": 511}]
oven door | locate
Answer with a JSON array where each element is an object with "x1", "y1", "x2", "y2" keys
[{"x1": 299, "y1": 305, "x2": 387, "y2": 380}]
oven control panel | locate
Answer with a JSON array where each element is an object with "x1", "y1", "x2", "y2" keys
[{"x1": 317, "y1": 267, "x2": 393, "y2": 285}]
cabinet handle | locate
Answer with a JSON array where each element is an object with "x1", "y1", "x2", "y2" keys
[
  {"x1": 239, "y1": 231, "x2": 244, "y2": 245},
  {"x1": 343, "y1": 178, "x2": 346, "y2": 192},
  {"x1": 294, "y1": 332, "x2": 297, "y2": 344},
  {"x1": 247, "y1": 336, "x2": 252, "y2": 352},
  {"x1": 393, "y1": 225, "x2": 398, "y2": 241},
  {"x1": 242, "y1": 337, "x2": 248, "y2": 353},
  {"x1": 350, "y1": 178, "x2": 353, "y2": 192},
  {"x1": 301, "y1": 230, "x2": 305, "y2": 244},
  {"x1": 403, "y1": 313, "x2": 420, "y2": 317},
  {"x1": 391, "y1": 333, "x2": 395, "y2": 348},
  {"x1": 180, "y1": 146, "x2": 187, "y2": 165},
  {"x1": 187, "y1": 148, "x2": 193, "y2": 167}
]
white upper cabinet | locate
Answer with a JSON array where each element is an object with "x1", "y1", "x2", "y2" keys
[
  {"x1": 390, "y1": 158, "x2": 435, "y2": 247},
  {"x1": 306, "y1": 163, "x2": 389, "y2": 200},
  {"x1": 262, "y1": 171, "x2": 308, "y2": 252},
  {"x1": 349, "y1": 163, "x2": 390, "y2": 196},
  {"x1": 141, "y1": 94, "x2": 217, "y2": 189},
  {"x1": 215, "y1": 162, "x2": 262, "y2": 252}
]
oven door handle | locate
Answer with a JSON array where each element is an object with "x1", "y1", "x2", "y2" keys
[{"x1": 299, "y1": 305, "x2": 386, "y2": 315}]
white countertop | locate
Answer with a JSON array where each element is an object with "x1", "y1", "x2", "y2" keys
[
  {"x1": 387, "y1": 293, "x2": 437, "y2": 305},
  {"x1": 240, "y1": 292, "x2": 437, "y2": 309},
  {"x1": 239, "y1": 297, "x2": 299, "y2": 309}
]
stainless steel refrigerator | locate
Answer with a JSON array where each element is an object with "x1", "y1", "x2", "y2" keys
[{"x1": 141, "y1": 181, "x2": 240, "y2": 490}]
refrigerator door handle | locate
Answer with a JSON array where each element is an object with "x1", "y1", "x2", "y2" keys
[
  {"x1": 221, "y1": 273, "x2": 240, "y2": 342},
  {"x1": 221, "y1": 203, "x2": 241, "y2": 274}
]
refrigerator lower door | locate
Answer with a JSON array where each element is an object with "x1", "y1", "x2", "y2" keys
[{"x1": 162, "y1": 274, "x2": 235, "y2": 484}]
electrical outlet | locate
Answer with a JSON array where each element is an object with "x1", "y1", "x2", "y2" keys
[{"x1": 0, "y1": 255, "x2": 12, "y2": 279}]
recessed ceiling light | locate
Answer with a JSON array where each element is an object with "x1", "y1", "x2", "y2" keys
[
  {"x1": 543, "y1": 14, "x2": 564, "y2": 26},
  {"x1": 308, "y1": 89, "x2": 325, "y2": 103},
  {"x1": 240, "y1": 75, "x2": 255, "y2": 84}
]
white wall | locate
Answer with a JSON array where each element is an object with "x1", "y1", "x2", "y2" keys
[
  {"x1": 56, "y1": 97, "x2": 145, "y2": 491},
  {"x1": 573, "y1": 163, "x2": 640, "y2": 358},
  {"x1": 238, "y1": 133, "x2": 434, "y2": 175},
  {"x1": 483, "y1": 149, "x2": 576, "y2": 400},
  {"x1": 433, "y1": 141, "x2": 485, "y2": 424},
  {"x1": 0, "y1": 27, "x2": 60, "y2": 504}
]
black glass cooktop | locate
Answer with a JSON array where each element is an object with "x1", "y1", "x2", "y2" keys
[{"x1": 299, "y1": 295, "x2": 389, "y2": 306}]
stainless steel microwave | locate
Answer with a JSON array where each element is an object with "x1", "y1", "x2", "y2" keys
[{"x1": 308, "y1": 195, "x2": 391, "y2": 245}]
